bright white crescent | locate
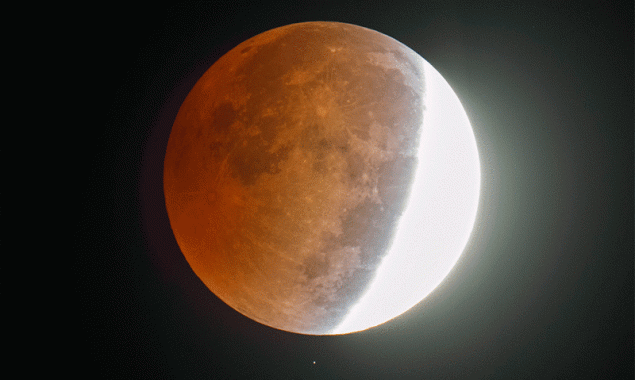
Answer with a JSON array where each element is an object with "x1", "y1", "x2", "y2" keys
[{"x1": 331, "y1": 60, "x2": 481, "y2": 334}]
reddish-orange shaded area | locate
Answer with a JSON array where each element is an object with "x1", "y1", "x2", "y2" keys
[{"x1": 163, "y1": 22, "x2": 424, "y2": 334}]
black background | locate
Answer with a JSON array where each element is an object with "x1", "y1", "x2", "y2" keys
[{"x1": 75, "y1": 2, "x2": 633, "y2": 378}]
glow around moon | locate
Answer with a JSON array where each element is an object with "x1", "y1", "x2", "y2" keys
[
  {"x1": 331, "y1": 60, "x2": 480, "y2": 334},
  {"x1": 163, "y1": 22, "x2": 480, "y2": 335}
]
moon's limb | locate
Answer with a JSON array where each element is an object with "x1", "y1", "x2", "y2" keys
[{"x1": 330, "y1": 59, "x2": 481, "y2": 335}]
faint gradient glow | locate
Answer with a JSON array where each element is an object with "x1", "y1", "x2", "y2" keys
[{"x1": 330, "y1": 59, "x2": 481, "y2": 334}]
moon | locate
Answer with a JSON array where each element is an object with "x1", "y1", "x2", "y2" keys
[{"x1": 163, "y1": 22, "x2": 480, "y2": 335}]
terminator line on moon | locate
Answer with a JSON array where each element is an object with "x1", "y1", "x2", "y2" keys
[{"x1": 163, "y1": 22, "x2": 480, "y2": 335}]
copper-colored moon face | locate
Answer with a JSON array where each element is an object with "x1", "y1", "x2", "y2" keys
[{"x1": 164, "y1": 22, "x2": 428, "y2": 334}]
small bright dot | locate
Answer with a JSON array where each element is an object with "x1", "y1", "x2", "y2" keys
[{"x1": 313, "y1": 361, "x2": 316, "y2": 365}]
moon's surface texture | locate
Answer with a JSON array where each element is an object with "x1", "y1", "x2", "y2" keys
[{"x1": 164, "y1": 22, "x2": 480, "y2": 335}]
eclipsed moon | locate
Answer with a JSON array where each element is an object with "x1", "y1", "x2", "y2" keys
[{"x1": 163, "y1": 22, "x2": 480, "y2": 335}]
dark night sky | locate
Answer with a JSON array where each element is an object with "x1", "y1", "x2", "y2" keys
[{"x1": 75, "y1": 2, "x2": 633, "y2": 378}]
